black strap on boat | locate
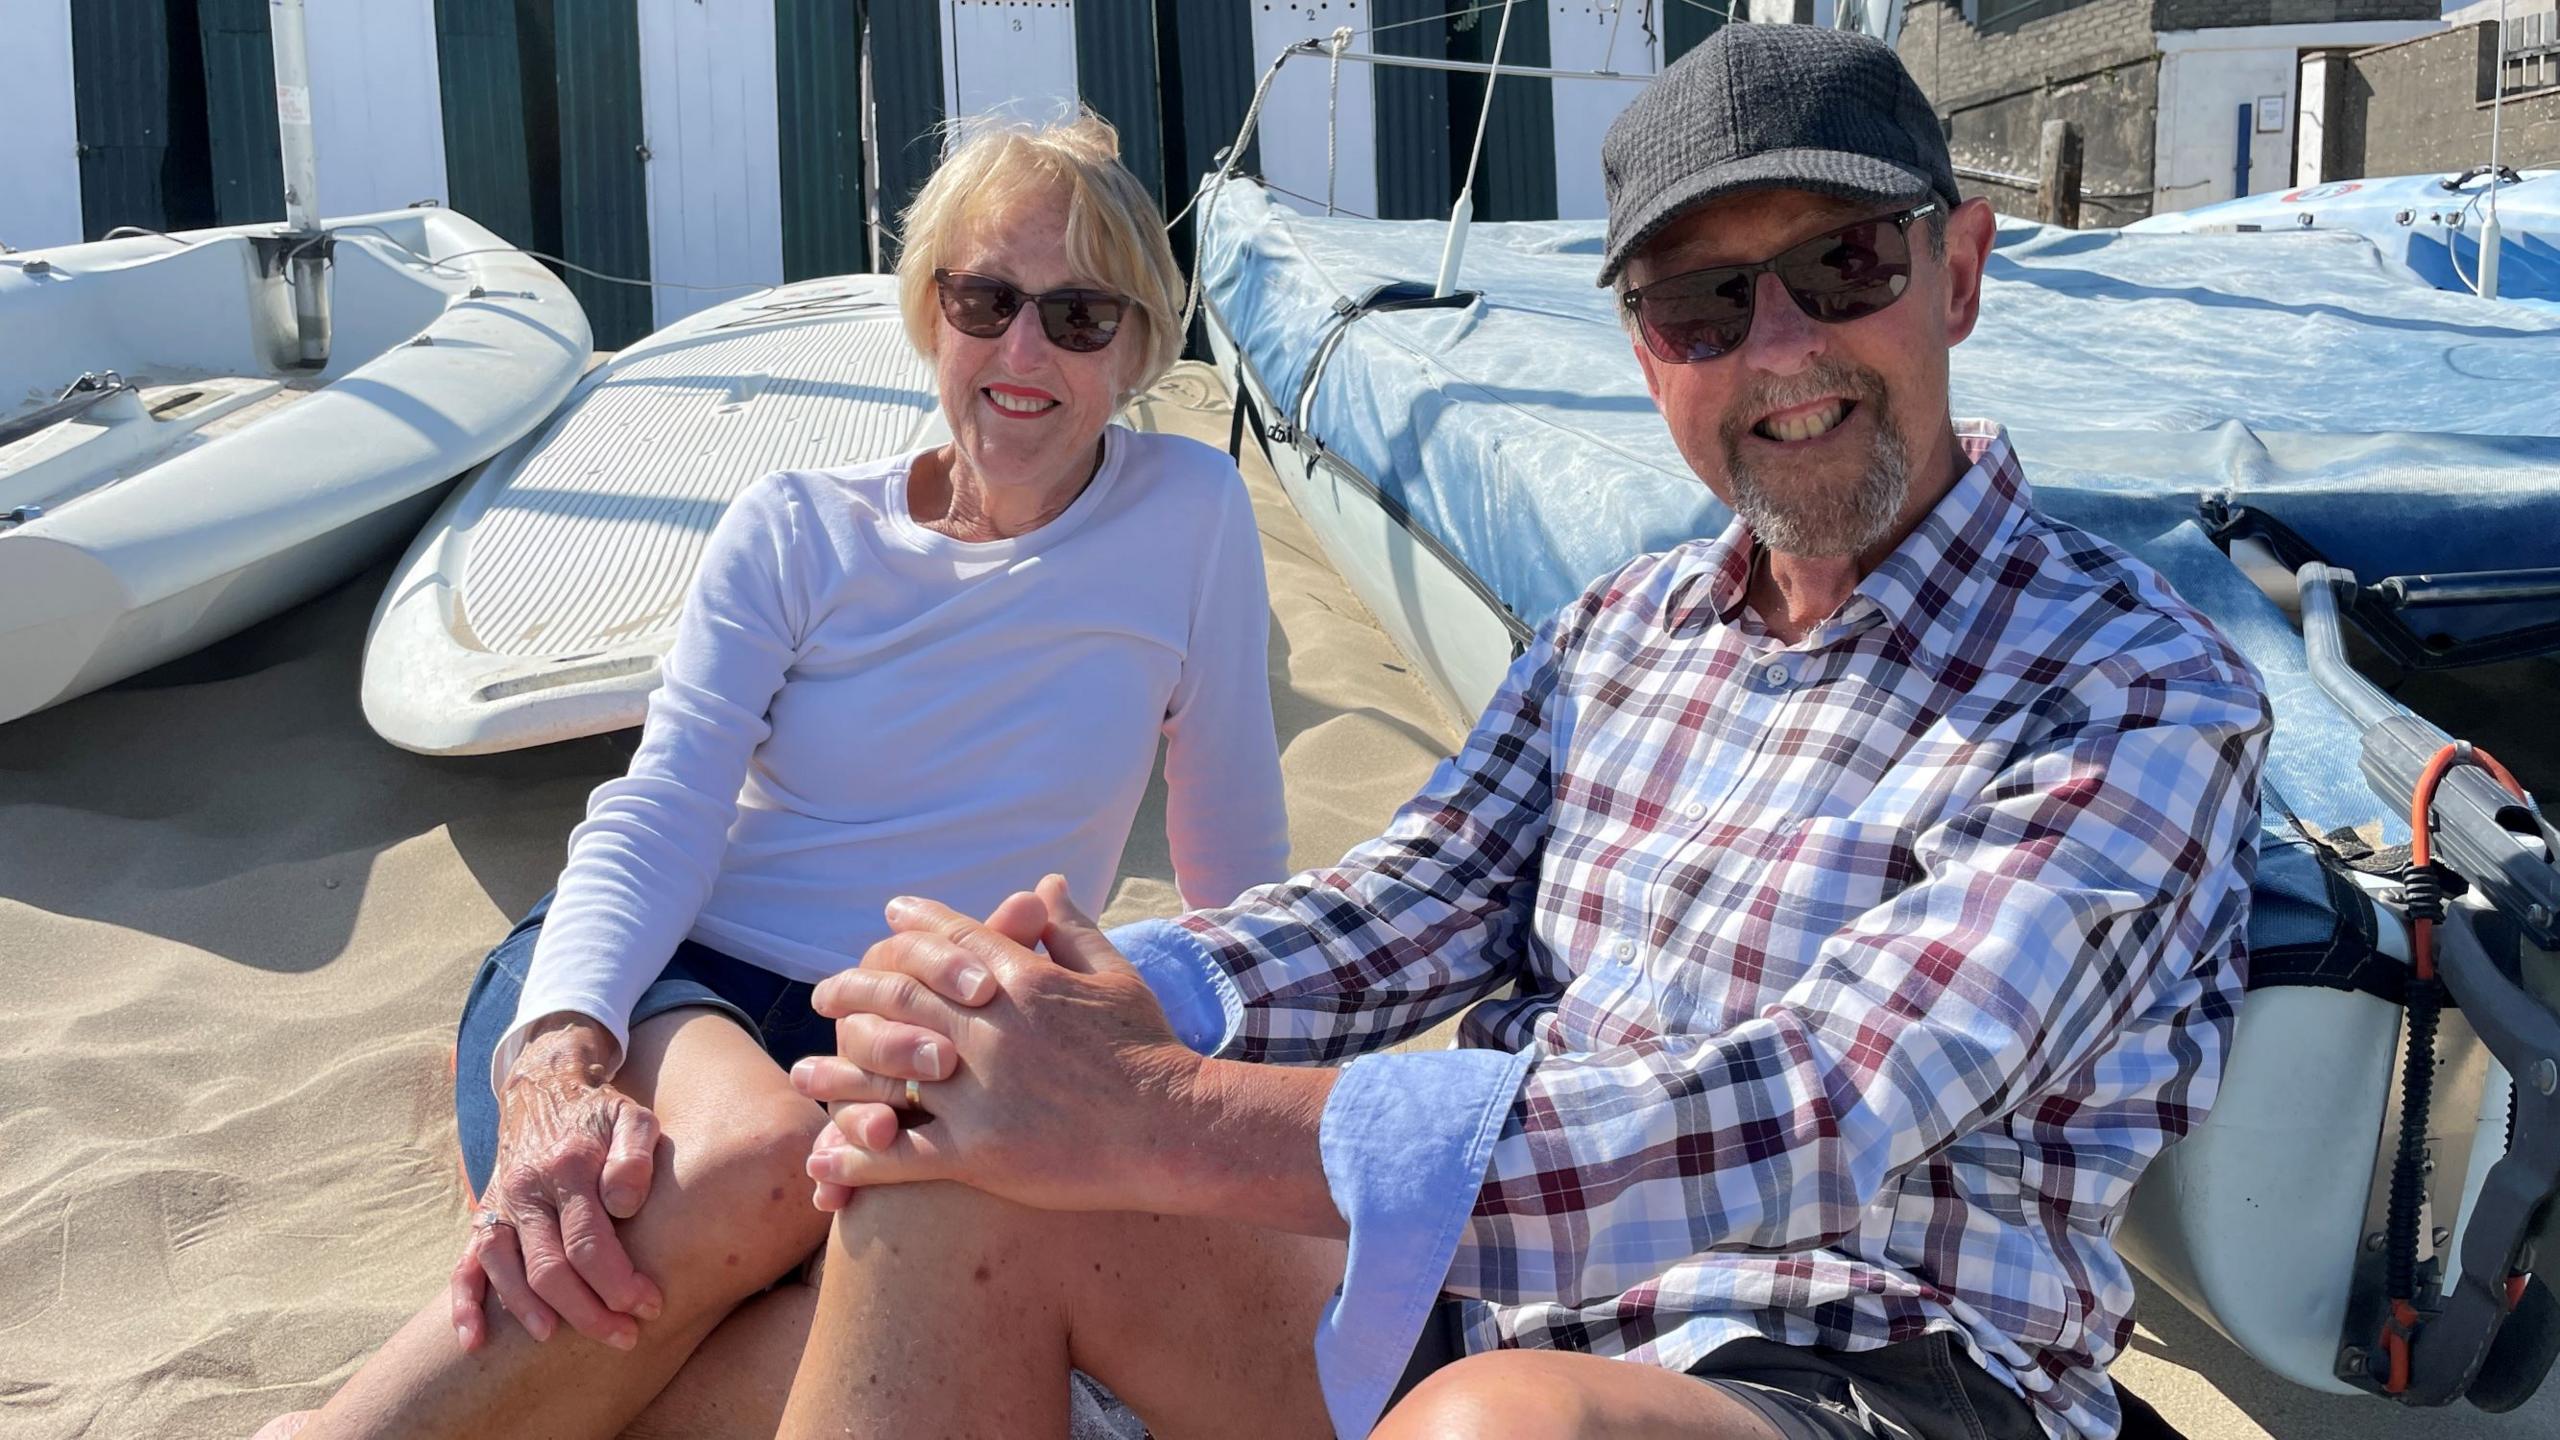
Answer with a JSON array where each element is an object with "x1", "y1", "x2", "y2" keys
[
  {"x1": 2242, "y1": 834, "x2": 2405, "y2": 1003},
  {"x1": 1226, "y1": 360, "x2": 1252, "y2": 464},
  {"x1": 1288, "y1": 280, "x2": 1479, "y2": 440},
  {"x1": 0, "y1": 371, "x2": 134, "y2": 450}
]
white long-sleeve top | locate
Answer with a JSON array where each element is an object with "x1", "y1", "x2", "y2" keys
[{"x1": 496, "y1": 426, "x2": 1289, "y2": 1088}]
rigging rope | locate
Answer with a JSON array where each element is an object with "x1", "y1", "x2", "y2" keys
[
  {"x1": 1173, "y1": 48, "x2": 1294, "y2": 341},
  {"x1": 1327, "y1": 26, "x2": 1352, "y2": 216}
]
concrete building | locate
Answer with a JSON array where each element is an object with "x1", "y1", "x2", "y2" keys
[
  {"x1": 2303, "y1": 10, "x2": 2560, "y2": 181},
  {"x1": 1895, "y1": 0, "x2": 2444, "y2": 223}
]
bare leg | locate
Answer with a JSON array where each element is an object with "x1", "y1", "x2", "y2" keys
[
  {"x1": 285, "y1": 1009, "x2": 831, "y2": 1439},
  {"x1": 1374, "y1": 1351, "x2": 1787, "y2": 1440},
  {"x1": 620, "y1": 1282, "x2": 816, "y2": 1439},
  {"x1": 774, "y1": 1181, "x2": 1344, "y2": 1440}
]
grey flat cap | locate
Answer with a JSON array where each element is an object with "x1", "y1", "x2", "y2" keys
[{"x1": 1597, "y1": 25, "x2": 1957, "y2": 286}]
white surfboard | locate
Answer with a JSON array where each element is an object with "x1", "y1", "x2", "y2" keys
[{"x1": 361, "y1": 276, "x2": 946, "y2": 755}]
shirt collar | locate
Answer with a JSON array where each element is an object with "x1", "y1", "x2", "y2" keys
[{"x1": 1661, "y1": 421, "x2": 2031, "y2": 660}]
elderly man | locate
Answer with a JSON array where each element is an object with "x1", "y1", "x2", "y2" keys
[{"x1": 779, "y1": 26, "x2": 2268, "y2": 1440}]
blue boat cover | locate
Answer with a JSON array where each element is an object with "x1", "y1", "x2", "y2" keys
[
  {"x1": 1197, "y1": 178, "x2": 2560, "y2": 838},
  {"x1": 2130, "y1": 170, "x2": 2560, "y2": 310}
]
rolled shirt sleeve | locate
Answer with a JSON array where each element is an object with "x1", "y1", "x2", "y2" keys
[{"x1": 1109, "y1": 591, "x2": 1606, "y2": 1438}]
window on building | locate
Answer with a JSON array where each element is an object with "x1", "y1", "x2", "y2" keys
[
  {"x1": 1965, "y1": 0, "x2": 2103, "y2": 34},
  {"x1": 2505, "y1": 8, "x2": 2560, "y2": 97}
]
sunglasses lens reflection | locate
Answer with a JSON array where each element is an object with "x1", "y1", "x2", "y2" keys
[
  {"x1": 936, "y1": 271, "x2": 1127, "y2": 353},
  {"x1": 1641, "y1": 270, "x2": 1756, "y2": 363},
  {"x1": 1038, "y1": 294, "x2": 1124, "y2": 353},
  {"x1": 1778, "y1": 219, "x2": 1911, "y2": 324},
  {"x1": 1632, "y1": 210, "x2": 1920, "y2": 364},
  {"x1": 940, "y1": 276, "x2": 1019, "y2": 339}
]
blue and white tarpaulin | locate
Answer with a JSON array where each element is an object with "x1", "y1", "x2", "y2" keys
[{"x1": 1197, "y1": 177, "x2": 2560, "y2": 839}]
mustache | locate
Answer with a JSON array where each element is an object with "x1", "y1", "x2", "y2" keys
[{"x1": 1718, "y1": 359, "x2": 1890, "y2": 442}]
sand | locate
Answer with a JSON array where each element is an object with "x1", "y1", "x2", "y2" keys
[{"x1": 1, "y1": 363, "x2": 2549, "y2": 1437}]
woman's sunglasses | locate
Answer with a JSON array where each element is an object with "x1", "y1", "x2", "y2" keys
[
  {"x1": 1620, "y1": 201, "x2": 1940, "y2": 365},
  {"x1": 932, "y1": 269, "x2": 1130, "y2": 354}
]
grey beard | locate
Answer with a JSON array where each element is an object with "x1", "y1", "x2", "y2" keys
[{"x1": 1719, "y1": 362, "x2": 1910, "y2": 559}]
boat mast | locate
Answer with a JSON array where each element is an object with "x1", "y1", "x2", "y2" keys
[
  {"x1": 268, "y1": 0, "x2": 333, "y2": 368},
  {"x1": 1435, "y1": 0, "x2": 1520, "y2": 297},
  {"x1": 2479, "y1": 0, "x2": 2509, "y2": 299}
]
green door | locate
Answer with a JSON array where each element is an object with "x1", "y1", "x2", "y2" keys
[
  {"x1": 1449, "y1": 0, "x2": 1555, "y2": 222},
  {"x1": 1373, "y1": 0, "x2": 1456, "y2": 221},
  {"x1": 197, "y1": 0, "x2": 284, "y2": 225},
  {"x1": 548, "y1": 0, "x2": 652, "y2": 348},
  {"x1": 434, "y1": 0, "x2": 543, "y2": 250},
  {"x1": 865, "y1": 0, "x2": 945, "y2": 268},
  {"x1": 1074, "y1": 0, "x2": 1166, "y2": 210},
  {"x1": 776, "y1": 0, "x2": 867, "y2": 279},
  {"x1": 1666, "y1": 0, "x2": 1725, "y2": 62},
  {"x1": 71, "y1": 0, "x2": 179, "y2": 237}
]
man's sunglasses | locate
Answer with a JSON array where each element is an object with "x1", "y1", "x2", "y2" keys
[
  {"x1": 932, "y1": 269, "x2": 1130, "y2": 353},
  {"x1": 1620, "y1": 201, "x2": 1940, "y2": 365}
]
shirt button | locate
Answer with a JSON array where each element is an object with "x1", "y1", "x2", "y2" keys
[
  {"x1": 1763, "y1": 661, "x2": 1792, "y2": 687},
  {"x1": 1682, "y1": 801, "x2": 1706, "y2": 820},
  {"x1": 1613, "y1": 937, "x2": 1637, "y2": 961}
]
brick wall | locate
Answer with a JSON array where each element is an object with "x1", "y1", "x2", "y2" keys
[
  {"x1": 1897, "y1": 0, "x2": 2164, "y2": 223},
  {"x1": 2325, "y1": 22, "x2": 2560, "y2": 177},
  {"x1": 2153, "y1": 0, "x2": 2438, "y2": 31}
]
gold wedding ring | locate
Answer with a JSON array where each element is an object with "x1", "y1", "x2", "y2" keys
[{"x1": 902, "y1": 1077, "x2": 925, "y2": 1113}]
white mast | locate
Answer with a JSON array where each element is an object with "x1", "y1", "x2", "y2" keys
[
  {"x1": 2479, "y1": 0, "x2": 2509, "y2": 300},
  {"x1": 1435, "y1": 0, "x2": 1520, "y2": 298},
  {"x1": 268, "y1": 0, "x2": 332, "y2": 367}
]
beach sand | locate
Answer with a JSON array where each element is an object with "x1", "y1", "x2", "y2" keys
[{"x1": 1, "y1": 364, "x2": 2548, "y2": 1437}]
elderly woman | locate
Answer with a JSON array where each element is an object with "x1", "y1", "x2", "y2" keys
[{"x1": 260, "y1": 115, "x2": 1286, "y2": 1439}]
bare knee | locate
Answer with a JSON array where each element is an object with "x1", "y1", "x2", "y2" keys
[
  {"x1": 1376, "y1": 1353, "x2": 1594, "y2": 1440},
  {"x1": 626, "y1": 1092, "x2": 830, "y2": 1308},
  {"x1": 1376, "y1": 1349, "x2": 1774, "y2": 1440}
]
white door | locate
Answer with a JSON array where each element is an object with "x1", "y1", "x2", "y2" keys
[
  {"x1": 302, "y1": 0, "x2": 450, "y2": 216},
  {"x1": 0, "y1": 0, "x2": 84, "y2": 249},
  {"x1": 638, "y1": 0, "x2": 787, "y2": 328},
  {"x1": 1247, "y1": 1, "x2": 1379, "y2": 219},
  {"x1": 1548, "y1": 2, "x2": 1665, "y2": 219},
  {"x1": 2154, "y1": 46, "x2": 2300, "y2": 210},
  {"x1": 943, "y1": 0, "x2": 1082, "y2": 133}
]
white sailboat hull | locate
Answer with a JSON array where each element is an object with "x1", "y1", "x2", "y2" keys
[{"x1": 0, "y1": 208, "x2": 588, "y2": 724}]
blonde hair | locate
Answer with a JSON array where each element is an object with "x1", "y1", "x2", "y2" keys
[{"x1": 896, "y1": 113, "x2": 1185, "y2": 398}]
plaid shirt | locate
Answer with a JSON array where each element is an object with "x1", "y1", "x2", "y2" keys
[{"x1": 1119, "y1": 424, "x2": 2269, "y2": 1439}]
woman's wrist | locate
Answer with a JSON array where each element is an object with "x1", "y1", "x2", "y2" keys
[{"x1": 511, "y1": 1012, "x2": 618, "y2": 1087}]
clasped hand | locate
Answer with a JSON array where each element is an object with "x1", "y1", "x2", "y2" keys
[{"x1": 790, "y1": 874, "x2": 1201, "y2": 1214}]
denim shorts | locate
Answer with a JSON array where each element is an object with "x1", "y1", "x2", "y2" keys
[{"x1": 452, "y1": 892, "x2": 840, "y2": 1197}]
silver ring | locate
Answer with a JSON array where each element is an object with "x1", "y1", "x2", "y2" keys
[
  {"x1": 902, "y1": 1077, "x2": 926, "y2": 1112},
  {"x1": 472, "y1": 1208, "x2": 511, "y2": 1231}
]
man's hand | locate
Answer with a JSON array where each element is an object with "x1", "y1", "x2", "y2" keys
[{"x1": 792, "y1": 876, "x2": 1204, "y2": 1214}]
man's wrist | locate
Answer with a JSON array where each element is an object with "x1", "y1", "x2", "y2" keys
[{"x1": 1153, "y1": 1055, "x2": 1346, "y2": 1238}]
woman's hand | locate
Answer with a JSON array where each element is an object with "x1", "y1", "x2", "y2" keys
[
  {"x1": 791, "y1": 877, "x2": 1206, "y2": 1215},
  {"x1": 450, "y1": 1015, "x2": 666, "y2": 1352}
]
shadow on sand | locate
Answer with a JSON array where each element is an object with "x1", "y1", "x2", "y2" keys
[{"x1": 0, "y1": 561, "x2": 619, "y2": 971}]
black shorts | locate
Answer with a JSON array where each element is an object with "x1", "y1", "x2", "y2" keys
[{"x1": 1387, "y1": 1303, "x2": 2045, "y2": 1440}]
